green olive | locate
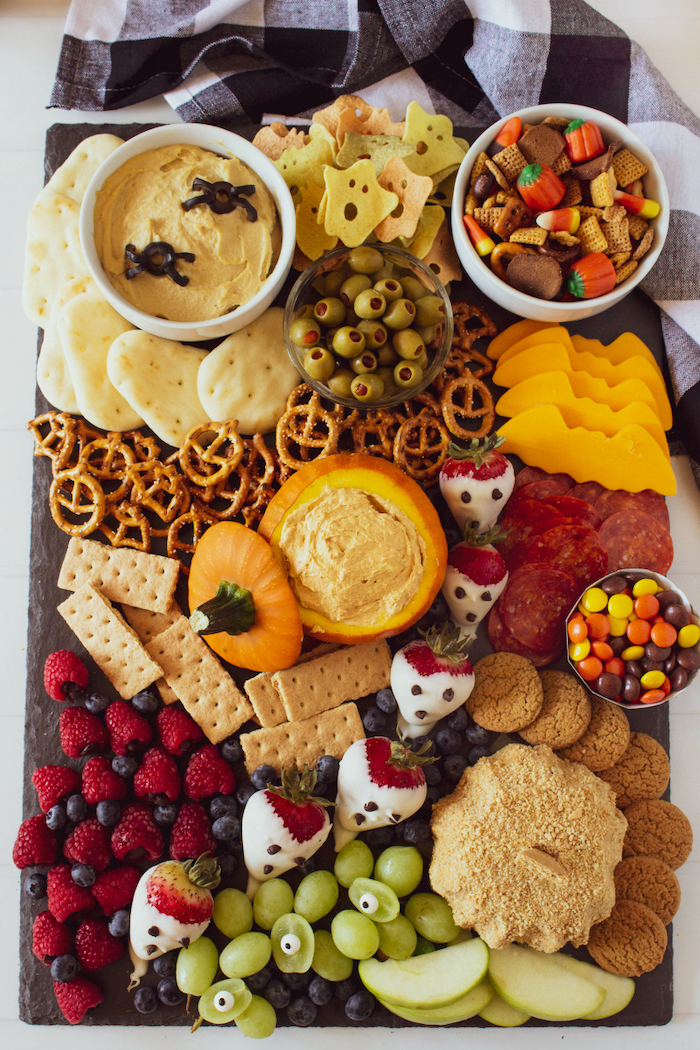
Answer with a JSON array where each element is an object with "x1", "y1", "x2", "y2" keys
[
  {"x1": 289, "y1": 317, "x2": 322, "y2": 348},
  {"x1": 415, "y1": 350, "x2": 430, "y2": 372},
  {"x1": 376, "y1": 366, "x2": 398, "y2": 396},
  {"x1": 332, "y1": 326, "x2": 366, "y2": 358},
  {"x1": 346, "y1": 246, "x2": 384, "y2": 275},
  {"x1": 392, "y1": 328, "x2": 425, "y2": 360},
  {"x1": 383, "y1": 298, "x2": 417, "y2": 331},
  {"x1": 416, "y1": 324, "x2": 435, "y2": 345},
  {"x1": 394, "y1": 360, "x2": 424, "y2": 389},
  {"x1": 303, "y1": 346, "x2": 336, "y2": 382},
  {"x1": 356, "y1": 320, "x2": 388, "y2": 350},
  {"x1": 373, "y1": 278, "x2": 403, "y2": 302},
  {"x1": 351, "y1": 373, "x2": 385, "y2": 402},
  {"x1": 327, "y1": 367, "x2": 355, "y2": 399},
  {"x1": 340, "y1": 273, "x2": 372, "y2": 305},
  {"x1": 313, "y1": 297, "x2": 346, "y2": 327},
  {"x1": 350, "y1": 351, "x2": 378, "y2": 375},
  {"x1": 397, "y1": 275, "x2": 427, "y2": 301},
  {"x1": 414, "y1": 294, "x2": 446, "y2": 327},
  {"x1": 353, "y1": 289, "x2": 387, "y2": 320},
  {"x1": 296, "y1": 303, "x2": 317, "y2": 320},
  {"x1": 323, "y1": 269, "x2": 349, "y2": 297},
  {"x1": 376, "y1": 343, "x2": 399, "y2": 367}
]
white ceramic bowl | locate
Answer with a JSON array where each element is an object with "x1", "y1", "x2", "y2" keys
[
  {"x1": 79, "y1": 123, "x2": 296, "y2": 342},
  {"x1": 451, "y1": 104, "x2": 669, "y2": 322}
]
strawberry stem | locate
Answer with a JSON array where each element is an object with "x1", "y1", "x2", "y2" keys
[
  {"x1": 418, "y1": 622, "x2": 474, "y2": 663},
  {"x1": 267, "y1": 763, "x2": 333, "y2": 808},
  {"x1": 447, "y1": 434, "x2": 505, "y2": 470},
  {"x1": 182, "y1": 852, "x2": 221, "y2": 890},
  {"x1": 190, "y1": 580, "x2": 255, "y2": 637}
]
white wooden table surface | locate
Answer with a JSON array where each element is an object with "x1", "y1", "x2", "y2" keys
[{"x1": 1, "y1": 2, "x2": 698, "y2": 1046}]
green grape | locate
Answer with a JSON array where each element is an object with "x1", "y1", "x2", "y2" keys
[
  {"x1": 294, "y1": 869, "x2": 339, "y2": 923},
  {"x1": 334, "y1": 839, "x2": 374, "y2": 888},
  {"x1": 413, "y1": 933, "x2": 436, "y2": 955},
  {"x1": 235, "y1": 994, "x2": 278, "y2": 1038},
  {"x1": 212, "y1": 887, "x2": 253, "y2": 939},
  {"x1": 271, "y1": 912, "x2": 315, "y2": 973},
  {"x1": 176, "y1": 935, "x2": 218, "y2": 996},
  {"x1": 219, "y1": 931, "x2": 272, "y2": 979},
  {"x1": 448, "y1": 927, "x2": 473, "y2": 944},
  {"x1": 375, "y1": 913, "x2": 418, "y2": 960},
  {"x1": 253, "y1": 877, "x2": 294, "y2": 930},
  {"x1": 348, "y1": 877, "x2": 400, "y2": 923},
  {"x1": 196, "y1": 978, "x2": 251, "y2": 1026},
  {"x1": 404, "y1": 892, "x2": 460, "y2": 943},
  {"x1": 331, "y1": 909, "x2": 380, "y2": 960},
  {"x1": 374, "y1": 846, "x2": 424, "y2": 897},
  {"x1": 311, "y1": 929, "x2": 354, "y2": 982}
]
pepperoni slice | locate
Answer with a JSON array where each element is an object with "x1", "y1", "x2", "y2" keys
[
  {"x1": 519, "y1": 522, "x2": 608, "y2": 591},
  {"x1": 510, "y1": 473, "x2": 575, "y2": 504},
  {"x1": 568, "y1": 481, "x2": 605, "y2": 504},
  {"x1": 541, "y1": 495, "x2": 602, "y2": 529},
  {"x1": 496, "y1": 498, "x2": 566, "y2": 559},
  {"x1": 500, "y1": 563, "x2": 579, "y2": 654},
  {"x1": 513, "y1": 466, "x2": 548, "y2": 491},
  {"x1": 486, "y1": 602, "x2": 562, "y2": 666},
  {"x1": 594, "y1": 488, "x2": 670, "y2": 529},
  {"x1": 597, "y1": 510, "x2": 674, "y2": 575},
  {"x1": 507, "y1": 517, "x2": 578, "y2": 572}
]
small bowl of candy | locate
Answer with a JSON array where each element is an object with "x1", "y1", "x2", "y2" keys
[
  {"x1": 566, "y1": 570, "x2": 700, "y2": 709},
  {"x1": 283, "y1": 243, "x2": 453, "y2": 408},
  {"x1": 451, "y1": 104, "x2": 669, "y2": 322}
]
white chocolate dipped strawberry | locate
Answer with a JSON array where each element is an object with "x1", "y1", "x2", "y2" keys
[
  {"x1": 441, "y1": 523, "x2": 509, "y2": 634},
  {"x1": 333, "y1": 736, "x2": 431, "y2": 851},
  {"x1": 128, "y1": 853, "x2": 219, "y2": 988},
  {"x1": 390, "y1": 622, "x2": 475, "y2": 739},
  {"x1": 242, "y1": 764, "x2": 331, "y2": 898},
  {"x1": 439, "y1": 435, "x2": 514, "y2": 534}
]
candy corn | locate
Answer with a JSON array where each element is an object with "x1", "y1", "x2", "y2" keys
[
  {"x1": 613, "y1": 188, "x2": 661, "y2": 218},
  {"x1": 536, "y1": 207, "x2": 581, "y2": 234},
  {"x1": 463, "y1": 213, "x2": 495, "y2": 256}
]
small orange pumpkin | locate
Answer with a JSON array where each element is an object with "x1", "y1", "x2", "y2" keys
[
  {"x1": 188, "y1": 521, "x2": 303, "y2": 672},
  {"x1": 258, "y1": 453, "x2": 447, "y2": 644}
]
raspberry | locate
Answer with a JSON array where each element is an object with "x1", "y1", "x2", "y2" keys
[
  {"x1": 133, "y1": 746, "x2": 181, "y2": 803},
  {"x1": 169, "y1": 801, "x2": 216, "y2": 861},
  {"x1": 47, "y1": 864, "x2": 94, "y2": 923},
  {"x1": 59, "y1": 706, "x2": 109, "y2": 759},
  {"x1": 156, "y1": 705, "x2": 203, "y2": 755},
  {"x1": 43, "y1": 650, "x2": 89, "y2": 702},
  {"x1": 53, "y1": 973, "x2": 104, "y2": 1024},
  {"x1": 74, "y1": 917, "x2": 124, "y2": 972},
  {"x1": 81, "y1": 756, "x2": 128, "y2": 806},
  {"x1": 32, "y1": 764, "x2": 81, "y2": 812},
  {"x1": 184, "y1": 743, "x2": 236, "y2": 800},
  {"x1": 91, "y1": 864, "x2": 140, "y2": 914},
  {"x1": 32, "y1": 910, "x2": 73, "y2": 963},
  {"x1": 111, "y1": 802, "x2": 164, "y2": 863},
  {"x1": 63, "y1": 818, "x2": 113, "y2": 873},
  {"x1": 105, "y1": 699, "x2": 152, "y2": 756},
  {"x1": 12, "y1": 814, "x2": 58, "y2": 869}
]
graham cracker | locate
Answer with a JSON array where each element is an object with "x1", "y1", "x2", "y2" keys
[
  {"x1": 57, "y1": 582, "x2": 163, "y2": 699},
  {"x1": 58, "y1": 536, "x2": 178, "y2": 613},
  {"x1": 243, "y1": 642, "x2": 341, "y2": 728},
  {"x1": 121, "y1": 603, "x2": 185, "y2": 705},
  {"x1": 273, "y1": 640, "x2": 392, "y2": 723},
  {"x1": 144, "y1": 620, "x2": 253, "y2": 743},
  {"x1": 240, "y1": 703, "x2": 365, "y2": 775}
]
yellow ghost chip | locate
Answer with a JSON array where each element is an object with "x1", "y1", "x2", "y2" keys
[
  {"x1": 312, "y1": 94, "x2": 374, "y2": 136},
  {"x1": 308, "y1": 122, "x2": 338, "y2": 158},
  {"x1": 429, "y1": 167, "x2": 459, "y2": 207},
  {"x1": 375, "y1": 157, "x2": 434, "y2": 242},
  {"x1": 274, "y1": 135, "x2": 334, "y2": 192},
  {"x1": 402, "y1": 101, "x2": 467, "y2": 177},
  {"x1": 336, "y1": 132, "x2": 414, "y2": 177},
  {"x1": 295, "y1": 181, "x2": 338, "y2": 260},
  {"x1": 402, "y1": 204, "x2": 445, "y2": 259},
  {"x1": 322, "y1": 160, "x2": 398, "y2": 248}
]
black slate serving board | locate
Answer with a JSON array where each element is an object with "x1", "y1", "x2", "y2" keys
[{"x1": 19, "y1": 122, "x2": 673, "y2": 1027}]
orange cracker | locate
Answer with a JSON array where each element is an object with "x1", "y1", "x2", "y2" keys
[
  {"x1": 251, "y1": 123, "x2": 308, "y2": 161},
  {"x1": 375, "y1": 157, "x2": 433, "y2": 241},
  {"x1": 422, "y1": 216, "x2": 463, "y2": 285},
  {"x1": 312, "y1": 94, "x2": 373, "y2": 137},
  {"x1": 240, "y1": 702, "x2": 365, "y2": 776},
  {"x1": 335, "y1": 106, "x2": 405, "y2": 146},
  {"x1": 272, "y1": 640, "x2": 391, "y2": 723},
  {"x1": 322, "y1": 159, "x2": 398, "y2": 247},
  {"x1": 58, "y1": 536, "x2": 178, "y2": 613}
]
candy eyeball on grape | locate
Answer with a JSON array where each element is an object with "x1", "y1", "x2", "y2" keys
[
  {"x1": 359, "y1": 893, "x2": 379, "y2": 915},
  {"x1": 281, "y1": 933, "x2": 301, "y2": 955},
  {"x1": 214, "y1": 990, "x2": 235, "y2": 1012}
]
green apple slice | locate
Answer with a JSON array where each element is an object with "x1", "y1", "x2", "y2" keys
[
  {"x1": 358, "y1": 936, "x2": 488, "y2": 1009},
  {"x1": 488, "y1": 944, "x2": 605, "y2": 1021},
  {"x1": 479, "y1": 985, "x2": 530, "y2": 1027},
  {"x1": 377, "y1": 979, "x2": 493, "y2": 1024},
  {"x1": 551, "y1": 953, "x2": 635, "y2": 1019}
]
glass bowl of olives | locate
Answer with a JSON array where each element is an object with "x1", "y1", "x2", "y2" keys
[{"x1": 284, "y1": 243, "x2": 453, "y2": 408}]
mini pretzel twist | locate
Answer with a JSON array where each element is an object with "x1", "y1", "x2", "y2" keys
[
  {"x1": 393, "y1": 409, "x2": 451, "y2": 483},
  {"x1": 98, "y1": 501, "x2": 151, "y2": 552},
  {"x1": 49, "y1": 467, "x2": 106, "y2": 537},
  {"x1": 179, "y1": 420, "x2": 245, "y2": 488},
  {"x1": 276, "y1": 389, "x2": 340, "y2": 471},
  {"x1": 440, "y1": 372, "x2": 496, "y2": 441}
]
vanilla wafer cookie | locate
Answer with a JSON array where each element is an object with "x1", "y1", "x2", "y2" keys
[
  {"x1": 240, "y1": 703, "x2": 365, "y2": 775},
  {"x1": 58, "y1": 536, "x2": 178, "y2": 613}
]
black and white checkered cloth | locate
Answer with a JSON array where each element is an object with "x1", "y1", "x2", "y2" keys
[{"x1": 50, "y1": 0, "x2": 700, "y2": 482}]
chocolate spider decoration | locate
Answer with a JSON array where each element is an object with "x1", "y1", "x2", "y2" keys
[
  {"x1": 182, "y1": 178, "x2": 258, "y2": 220},
  {"x1": 124, "y1": 242, "x2": 195, "y2": 286}
]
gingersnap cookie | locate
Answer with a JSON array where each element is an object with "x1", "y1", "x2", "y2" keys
[
  {"x1": 587, "y1": 899, "x2": 667, "y2": 977},
  {"x1": 622, "y1": 799, "x2": 694, "y2": 870},
  {"x1": 466, "y1": 652, "x2": 543, "y2": 733},
  {"x1": 555, "y1": 695, "x2": 630, "y2": 772},
  {"x1": 518, "y1": 670, "x2": 592, "y2": 749},
  {"x1": 596, "y1": 732, "x2": 670, "y2": 808},
  {"x1": 614, "y1": 855, "x2": 681, "y2": 925}
]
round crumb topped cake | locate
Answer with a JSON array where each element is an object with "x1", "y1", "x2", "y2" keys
[{"x1": 429, "y1": 743, "x2": 627, "y2": 953}]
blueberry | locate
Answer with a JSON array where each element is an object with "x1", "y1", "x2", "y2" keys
[
  {"x1": 66, "y1": 793, "x2": 87, "y2": 823},
  {"x1": 134, "y1": 986, "x2": 159, "y2": 1014},
  {"x1": 46, "y1": 804, "x2": 67, "y2": 832},
  {"x1": 308, "y1": 975, "x2": 333, "y2": 1006},
  {"x1": 246, "y1": 965, "x2": 272, "y2": 993},
  {"x1": 423, "y1": 761, "x2": 441, "y2": 785},
  {"x1": 157, "y1": 976, "x2": 184, "y2": 1006},
  {"x1": 423, "y1": 784, "x2": 441, "y2": 807},
  {"x1": 131, "y1": 689, "x2": 160, "y2": 715},
  {"x1": 400, "y1": 817, "x2": 431, "y2": 844},
  {"x1": 153, "y1": 803, "x2": 178, "y2": 827},
  {"x1": 264, "y1": 978, "x2": 291, "y2": 1009},
  {"x1": 410, "y1": 736, "x2": 436, "y2": 755},
  {"x1": 153, "y1": 952, "x2": 178, "y2": 978},
  {"x1": 51, "y1": 954, "x2": 77, "y2": 983},
  {"x1": 464, "y1": 723, "x2": 490, "y2": 746},
  {"x1": 71, "y1": 862, "x2": 96, "y2": 887},
  {"x1": 212, "y1": 815, "x2": 241, "y2": 843},
  {"x1": 435, "y1": 726, "x2": 462, "y2": 755},
  {"x1": 24, "y1": 871, "x2": 47, "y2": 899},
  {"x1": 300, "y1": 855, "x2": 317, "y2": 876},
  {"x1": 315, "y1": 755, "x2": 339, "y2": 782},
  {"x1": 236, "y1": 781, "x2": 257, "y2": 807},
  {"x1": 345, "y1": 988, "x2": 375, "y2": 1021},
  {"x1": 281, "y1": 970, "x2": 311, "y2": 991},
  {"x1": 425, "y1": 592, "x2": 449, "y2": 621},
  {"x1": 217, "y1": 851, "x2": 239, "y2": 878},
  {"x1": 112, "y1": 755, "x2": 138, "y2": 778},
  {"x1": 209, "y1": 795, "x2": 238, "y2": 820},
  {"x1": 364, "y1": 825, "x2": 394, "y2": 847},
  {"x1": 108, "y1": 908, "x2": 130, "y2": 939},
  {"x1": 251, "y1": 764, "x2": 277, "y2": 791},
  {"x1": 362, "y1": 705, "x2": 388, "y2": 735},
  {"x1": 287, "y1": 995, "x2": 317, "y2": 1027},
  {"x1": 443, "y1": 753, "x2": 468, "y2": 782},
  {"x1": 333, "y1": 977, "x2": 357, "y2": 1001},
  {"x1": 219, "y1": 736, "x2": 243, "y2": 764},
  {"x1": 85, "y1": 691, "x2": 110, "y2": 714},
  {"x1": 468, "y1": 744, "x2": 490, "y2": 765},
  {"x1": 375, "y1": 687, "x2": 397, "y2": 714},
  {"x1": 96, "y1": 799, "x2": 121, "y2": 827},
  {"x1": 447, "y1": 706, "x2": 469, "y2": 732}
]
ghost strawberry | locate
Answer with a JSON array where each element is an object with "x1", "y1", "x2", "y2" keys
[
  {"x1": 441, "y1": 524, "x2": 509, "y2": 635},
  {"x1": 241, "y1": 764, "x2": 332, "y2": 899},
  {"x1": 439, "y1": 435, "x2": 514, "y2": 534},
  {"x1": 333, "y1": 736, "x2": 432, "y2": 851},
  {"x1": 390, "y1": 623, "x2": 475, "y2": 740}
]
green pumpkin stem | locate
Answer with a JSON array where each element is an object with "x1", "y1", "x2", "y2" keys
[{"x1": 190, "y1": 580, "x2": 255, "y2": 637}]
